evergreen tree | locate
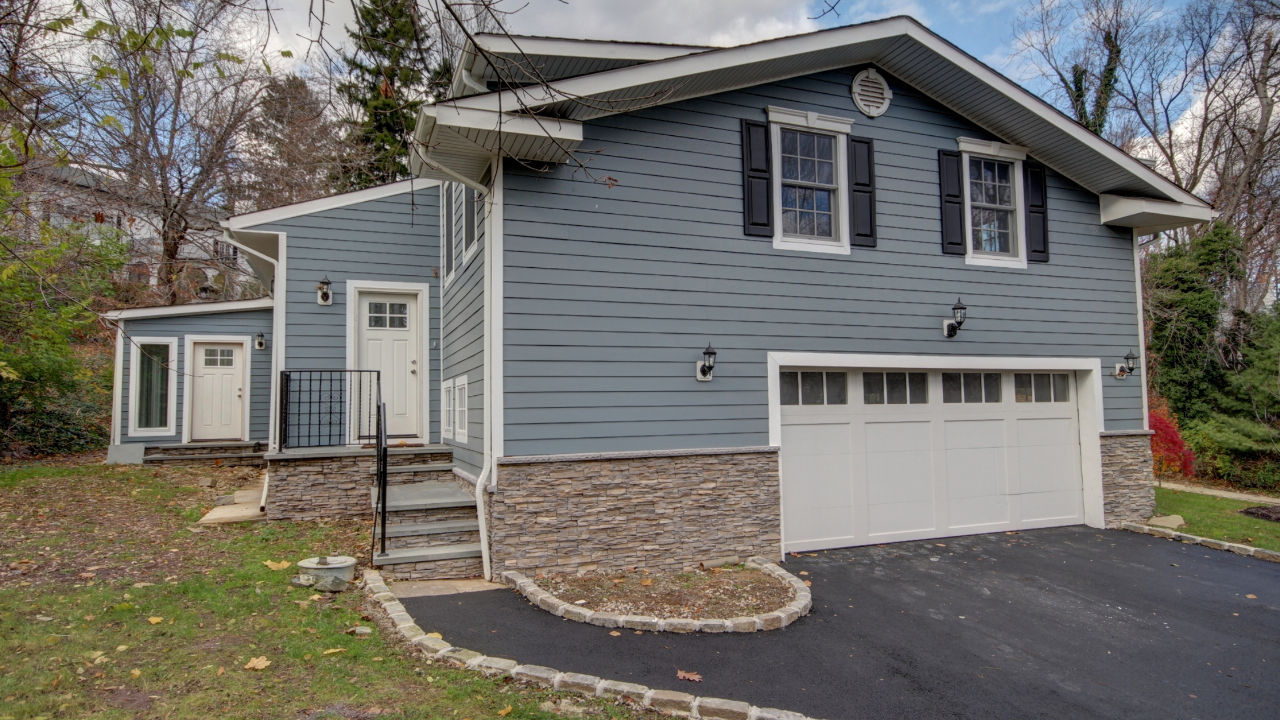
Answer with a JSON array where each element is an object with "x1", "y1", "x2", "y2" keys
[{"x1": 339, "y1": 0, "x2": 450, "y2": 187}]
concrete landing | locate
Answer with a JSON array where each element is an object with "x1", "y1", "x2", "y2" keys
[
  {"x1": 391, "y1": 577, "x2": 504, "y2": 598},
  {"x1": 199, "y1": 485, "x2": 266, "y2": 524}
]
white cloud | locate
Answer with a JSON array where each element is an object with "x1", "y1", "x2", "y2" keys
[{"x1": 501, "y1": 0, "x2": 825, "y2": 47}]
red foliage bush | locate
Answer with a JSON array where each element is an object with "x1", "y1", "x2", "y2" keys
[{"x1": 1150, "y1": 397, "x2": 1195, "y2": 478}]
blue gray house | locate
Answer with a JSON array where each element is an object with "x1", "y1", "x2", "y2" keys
[{"x1": 105, "y1": 17, "x2": 1212, "y2": 581}]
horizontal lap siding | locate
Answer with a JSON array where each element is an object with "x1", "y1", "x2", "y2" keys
[
  {"x1": 119, "y1": 309, "x2": 274, "y2": 443},
  {"x1": 502, "y1": 67, "x2": 1144, "y2": 456},
  {"x1": 442, "y1": 183, "x2": 485, "y2": 475},
  {"x1": 249, "y1": 188, "x2": 441, "y2": 442}
]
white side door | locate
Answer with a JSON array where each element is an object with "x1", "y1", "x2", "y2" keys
[
  {"x1": 191, "y1": 343, "x2": 244, "y2": 441},
  {"x1": 357, "y1": 293, "x2": 421, "y2": 439}
]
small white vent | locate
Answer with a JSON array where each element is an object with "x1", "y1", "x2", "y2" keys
[{"x1": 851, "y1": 69, "x2": 892, "y2": 118}]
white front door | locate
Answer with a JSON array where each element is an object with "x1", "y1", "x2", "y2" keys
[
  {"x1": 357, "y1": 292, "x2": 421, "y2": 439},
  {"x1": 780, "y1": 368, "x2": 1084, "y2": 552},
  {"x1": 191, "y1": 343, "x2": 244, "y2": 441}
]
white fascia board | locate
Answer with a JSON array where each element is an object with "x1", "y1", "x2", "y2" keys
[
  {"x1": 104, "y1": 297, "x2": 273, "y2": 321},
  {"x1": 451, "y1": 16, "x2": 1208, "y2": 210},
  {"x1": 424, "y1": 104, "x2": 583, "y2": 143},
  {"x1": 224, "y1": 179, "x2": 440, "y2": 230},
  {"x1": 1099, "y1": 194, "x2": 1217, "y2": 235}
]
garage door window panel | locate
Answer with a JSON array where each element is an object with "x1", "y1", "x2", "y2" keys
[
  {"x1": 863, "y1": 371, "x2": 926, "y2": 405},
  {"x1": 781, "y1": 370, "x2": 848, "y2": 406},
  {"x1": 943, "y1": 372, "x2": 1002, "y2": 403},
  {"x1": 1015, "y1": 373, "x2": 1070, "y2": 403}
]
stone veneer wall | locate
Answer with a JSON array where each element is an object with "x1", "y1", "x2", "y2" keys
[
  {"x1": 488, "y1": 447, "x2": 781, "y2": 576},
  {"x1": 1100, "y1": 431, "x2": 1156, "y2": 528},
  {"x1": 265, "y1": 450, "x2": 450, "y2": 521}
]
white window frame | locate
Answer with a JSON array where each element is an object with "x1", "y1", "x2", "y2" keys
[
  {"x1": 958, "y1": 137, "x2": 1029, "y2": 269},
  {"x1": 463, "y1": 187, "x2": 482, "y2": 265},
  {"x1": 767, "y1": 106, "x2": 856, "y2": 255},
  {"x1": 442, "y1": 378, "x2": 455, "y2": 439},
  {"x1": 453, "y1": 375, "x2": 468, "y2": 443},
  {"x1": 127, "y1": 336, "x2": 178, "y2": 437}
]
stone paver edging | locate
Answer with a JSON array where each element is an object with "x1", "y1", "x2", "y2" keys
[
  {"x1": 363, "y1": 569, "x2": 820, "y2": 720},
  {"x1": 495, "y1": 556, "x2": 810, "y2": 633},
  {"x1": 1121, "y1": 522, "x2": 1280, "y2": 562}
]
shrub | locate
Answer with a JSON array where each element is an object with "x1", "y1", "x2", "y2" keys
[
  {"x1": 1183, "y1": 413, "x2": 1280, "y2": 482},
  {"x1": 1149, "y1": 397, "x2": 1195, "y2": 478}
]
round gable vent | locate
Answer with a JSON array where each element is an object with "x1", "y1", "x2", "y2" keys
[{"x1": 851, "y1": 69, "x2": 892, "y2": 118}]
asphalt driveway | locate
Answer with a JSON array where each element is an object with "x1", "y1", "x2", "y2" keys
[{"x1": 401, "y1": 527, "x2": 1279, "y2": 719}]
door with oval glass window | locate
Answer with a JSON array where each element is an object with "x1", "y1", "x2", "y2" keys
[{"x1": 357, "y1": 293, "x2": 420, "y2": 439}]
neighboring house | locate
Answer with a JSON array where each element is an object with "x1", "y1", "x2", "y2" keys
[{"x1": 104, "y1": 16, "x2": 1213, "y2": 582}]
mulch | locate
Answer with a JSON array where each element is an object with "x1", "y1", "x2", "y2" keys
[
  {"x1": 1241, "y1": 505, "x2": 1280, "y2": 523},
  {"x1": 539, "y1": 566, "x2": 794, "y2": 619}
]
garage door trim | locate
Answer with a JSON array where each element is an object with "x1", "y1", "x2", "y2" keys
[{"x1": 766, "y1": 353, "x2": 1106, "y2": 560}]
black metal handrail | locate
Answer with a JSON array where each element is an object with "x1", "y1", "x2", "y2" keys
[
  {"x1": 278, "y1": 370, "x2": 381, "y2": 449},
  {"x1": 372, "y1": 402, "x2": 389, "y2": 562}
]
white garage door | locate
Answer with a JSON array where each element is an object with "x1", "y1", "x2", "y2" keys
[{"x1": 780, "y1": 367, "x2": 1084, "y2": 552}]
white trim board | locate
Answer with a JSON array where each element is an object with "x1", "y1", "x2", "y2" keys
[
  {"x1": 223, "y1": 179, "x2": 440, "y2": 230},
  {"x1": 111, "y1": 324, "x2": 124, "y2": 445},
  {"x1": 345, "y1": 279, "x2": 433, "y2": 444},
  {"x1": 126, "y1": 337, "x2": 179, "y2": 438},
  {"x1": 105, "y1": 297, "x2": 272, "y2": 321},
  {"x1": 765, "y1": 352, "x2": 1108, "y2": 539},
  {"x1": 181, "y1": 335, "x2": 254, "y2": 444}
]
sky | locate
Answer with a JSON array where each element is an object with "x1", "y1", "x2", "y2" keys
[{"x1": 269, "y1": 0, "x2": 1039, "y2": 79}]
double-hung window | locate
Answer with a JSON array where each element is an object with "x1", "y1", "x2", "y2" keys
[
  {"x1": 767, "y1": 106, "x2": 855, "y2": 255},
  {"x1": 957, "y1": 138, "x2": 1028, "y2": 268}
]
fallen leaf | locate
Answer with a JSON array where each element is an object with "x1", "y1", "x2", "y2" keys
[
  {"x1": 426, "y1": 632, "x2": 442, "y2": 639},
  {"x1": 323, "y1": 648, "x2": 346, "y2": 655},
  {"x1": 217, "y1": 666, "x2": 225, "y2": 676},
  {"x1": 303, "y1": 654, "x2": 312, "y2": 660},
  {"x1": 130, "y1": 669, "x2": 141, "y2": 679},
  {"x1": 640, "y1": 578, "x2": 653, "y2": 587},
  {"x1": 372, "y1": 657, "x2": 383, "y2": 662},
  {"x1": 295, "y1": 601, "x2": 309, "y2": 609},
  {"x1": 147, "y1": 617, "x2": 163, "y2": 625},
  {"x1": 243, "y1": 656, "x2": 270, "y2": 670},
  {"x1": 803, "y1": 580, "x2": 812, "y2": 586},
  {"x1": 676, "y1": 669, "x2": 702, "y2": 682},
  {"x1": 609, "y1": 631, "x2": 621, "y2": 637},
  {"x1": 263, "y1": 560, "x2": 291, "y2": 571},
  {"x1": 798, "y1": 571, "x2": 809, "y2": 575},
  {"x1": 309, "y1": 594, "x2": 323, "y2": 601},
  {"x1": 498, "y1": 706, "x2": 513, "y2": 716},
  {"x1": 78, "y1": 572, "x2": 95, "y2": 579},
  {"x1": 115, "y1": 646, "x2": 128, "y2": 653},
  {"x1": 1246, "y1": 594, "x2": 1257, "y2": 599}
]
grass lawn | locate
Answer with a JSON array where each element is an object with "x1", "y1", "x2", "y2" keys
[
  {"x1": 1154, "y1": 486, "x2": 1280, "y2": 552},
  {"x1": 0, "y1": 457, "x2": 655, "y2": 720}
]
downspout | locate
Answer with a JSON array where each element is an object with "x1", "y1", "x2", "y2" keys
[
  {"x1": 221, "y1": 228, "x2": 281, "y2": 512},
  {"x1": 473, "y1": 157, "x2": 500, "y2": 581}
]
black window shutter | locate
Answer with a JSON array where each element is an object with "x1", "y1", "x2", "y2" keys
[
  {"x1": 848, "y1": 136, "x2": 876, "y2": 247},
  {"x1": 741, "y1": 119, "x2": 772, "y2": 236},
  {"x1": 938, "y1": 150, "x2": 965, "y2": 255},
  {"x1": 1024, "y1": 161, "x2": 1049, "y2": 263}
]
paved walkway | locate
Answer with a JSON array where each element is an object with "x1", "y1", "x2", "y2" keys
[
  {"x1": 401, "y1": 527, "x2": 1279, "y2": 720},
  {"x1": 1159, "y1": 480, "x2": 1280, "y2": 505}
]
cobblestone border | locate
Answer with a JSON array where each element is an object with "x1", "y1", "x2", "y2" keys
[
  {"x1": 363, "y1": 568, "x2": 821, "y2": 720},
  {"x1": 495, "y1": 556, "x2": 811, "y2": 633},
  {"x1": 1121, "y1": 522, "x2": 1280, "y2": 562}
]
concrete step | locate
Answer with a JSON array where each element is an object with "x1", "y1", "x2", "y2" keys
[
  {"x1": 371, "y1": 543, "x2": 482, "y2": 566},
  {"x1": 371, "y1": 482, "x2": 475, "y2": 512},
  {"x1": 144, "y1": 452, "x2": 265, "y2": 462},
  {"x1": 381, "y1": 463, "x2": 455, "y2": 475},
  {"x1": 374, "y1": 519, "x2": 479, "y2": 538}
]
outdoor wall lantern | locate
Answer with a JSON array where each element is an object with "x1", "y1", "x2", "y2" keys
[
  {"x1": 317, "y1": 276, "x2": 332, "y2": 306},
  {"x1": 943, "y1": 298, "x2": 967, "y2": 338},
  {"x1": 255, "y1": 332, "x2": 267, "y2": 350},
  {"x1": 696, "y1": 343, "x2": 717, "y2": 382},
  {"x1": 1115, "y1": 350, "x2": 1139, "y2": 379}
]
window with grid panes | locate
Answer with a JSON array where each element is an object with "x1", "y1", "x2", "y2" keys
[
  {"x1": 969, "y1": 158, "x2": 1016, "y2": 255},
  {"x1": 780, "y1": 371, "x2": 847, "y2": 405},
  {"x1": 780, "y1": 128, "x2": 838, "y2": 240}
]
